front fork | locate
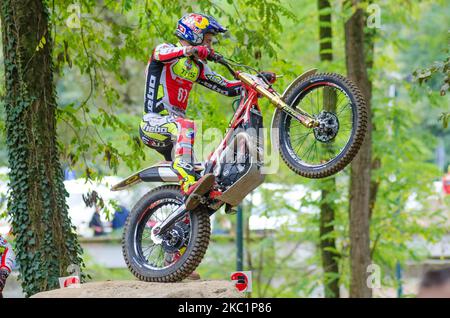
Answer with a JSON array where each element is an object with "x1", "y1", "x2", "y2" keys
[{"x1": 237, "y1": 72, "x2": 319, "y2": 128}]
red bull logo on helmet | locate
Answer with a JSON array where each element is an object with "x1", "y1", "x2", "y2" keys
[
  {"x1": 183, "y1": 13, "x2": 209, "y2": 33},
  {"x1": 194, "y1": 15, "x2": 209, "y2": 29}
]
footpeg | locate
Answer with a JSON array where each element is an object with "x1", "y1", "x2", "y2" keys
[
  {"x1": 185, "y1": 173, "x2": 215, "y2": 211},
  {"x1": 191, "y1": 194, "x2": 207, "y2": 205}
]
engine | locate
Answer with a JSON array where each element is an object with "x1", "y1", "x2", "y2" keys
[{"x1": 218, "y1": 161, "x2": 249, "y2": 189}]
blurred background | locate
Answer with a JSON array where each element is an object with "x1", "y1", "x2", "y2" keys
[{"x1": 0, "y1": 0, "x2": 449, "y2": 297}]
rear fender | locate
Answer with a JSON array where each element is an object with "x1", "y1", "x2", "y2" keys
[{"x1": 110, "y1": 161, "x2": 205, "y2": 191}]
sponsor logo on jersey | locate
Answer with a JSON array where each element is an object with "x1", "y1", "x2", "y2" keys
[
  {"x1": 185, "y1": 128, "x2": 195, "y2": 138},
  {"x1": 146, "y1": 74, "x2": 157, "y2": 111},
  {"x1": 200, "y1": 81, "x2": 229, "y2": 95},
  {"x1": 151, "y1": 140, "x2": 167, "y2": 147},
  {"x1": 184, "y1": 58, "x2": 193, "y2": 71},
  {"x1": 173, "y1": 58, "x2": 199, "y2": 82},
  {"x1": 148, "y1": 126, "x2": 168, "y2": 133},
  {"x1": 206, "y1": 74, "x2": 226, "y2": 85},
  {"x1": 142, "y1": 122, "x2": 168, "y2": 133},
  {"x1": 141, "y1": 135, "x2": 168, "y2": 148}
]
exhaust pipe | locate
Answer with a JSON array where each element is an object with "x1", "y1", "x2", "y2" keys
[{"x1": 111, "y1": 163, "x2": 179, "y2": 191}]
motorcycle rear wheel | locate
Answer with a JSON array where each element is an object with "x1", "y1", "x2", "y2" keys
[{"x1": 122, "y1": 185, "x2": 210, "y2": 282}]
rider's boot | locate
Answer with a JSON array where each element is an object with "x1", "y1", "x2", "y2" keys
[
  {"x1": 186, "y1": 271, "x2": 201, "y2": 280},
  {"x1": 172, "y1": 158, "x2": 215, "y2": 211}
]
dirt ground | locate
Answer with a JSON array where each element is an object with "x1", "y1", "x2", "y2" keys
[{"x1": 30, "y1": 280, "x2": 242, "y2": 298}]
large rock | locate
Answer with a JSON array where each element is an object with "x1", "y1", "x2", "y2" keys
[{"x1": 31, "y1": 280, "x2": 242, "y2": 298}]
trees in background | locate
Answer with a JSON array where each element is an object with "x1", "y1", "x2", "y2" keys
[
  {"x1": 0, "y1": 0, "x2": 84, "y2": 296},
  {"x1": 317, "y1": 0, "x2": 340, "y2": 298},
  {"x1": 0, "y1": 0, "x2": 448, "y2": 297},
  {"x1": 344, "y1": 0, "x2": 374, "y2": 298},
  {"x1": 0, "y1": 0, "x2": 295, "y2": 296}
]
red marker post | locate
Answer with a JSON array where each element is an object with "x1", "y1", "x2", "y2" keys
[
  {"x1": 230, "y1": 271, "x2": 252, "y2": 293},
  {"x1": 58, "y1": 275, "x2": 80, "y2": 289},
  {"x1": 443, "y1": 170, "x2": 450, "y2": 195}
]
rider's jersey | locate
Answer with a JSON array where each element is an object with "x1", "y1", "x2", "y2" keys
[
  {"x1": 0, "y1": 236, "x2": 15, "y2": 273},
  {"x1": 144, "y1": 42, "x2": 242, "y2": 117}
]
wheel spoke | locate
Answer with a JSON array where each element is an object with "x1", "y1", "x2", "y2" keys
[
  {"x1": 337, "y1": 102, "x2": 351, "y2": 116},
  {"x1": 136, "y1": 201, "x2": 191, "y2": 270},
  {"x1": 301, "y1": 140, "x2": 316, "y2": 161},
  {"x1": 294, "y1": 132, "x2": 312, "y2": 154},
  {"x1": 286, "y1": 84, "x2": 354, "y2": 166},
  {"x1": 291, "y1": 131, "x2": 313, "y2": 143}
]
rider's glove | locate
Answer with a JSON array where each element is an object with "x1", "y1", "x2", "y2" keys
[
  {"x1": 192, "y1": 46, "x2": 212, "y2": 60},
  {"x1": 0, "y1": 267, "x2": 9, "y2": 292}
]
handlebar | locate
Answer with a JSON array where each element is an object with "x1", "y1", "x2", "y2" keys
[
  {"x1": 189, "y1": 49, "x2": 278, "y2": 90},
  {"x1": 208, "y1": 52, "x2": 225, "y2": 63},
  {"x1": 191, "y1": 47, "x2": 236, "y2": 77},
  {"x1": 203, "y1": 51, "x2": 317, "y2": 128},
  {"x1": 207, "y1": 52, "x2": 238, "y2": 79}
]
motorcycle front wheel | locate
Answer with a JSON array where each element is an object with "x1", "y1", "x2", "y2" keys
[{"x1": 273, "y1": 72, "x2": 367, "y2": 178}]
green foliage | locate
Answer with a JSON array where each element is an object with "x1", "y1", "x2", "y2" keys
[
  {"x1": 82, "y1": 252, "x2": 134, "y2": 281},
  {"x1": 47, "y1": 0, "x2": 297, "y2": 179},
  {"x1": 413, "y1": 55, "x2": 449, "y2": 97},
  {"x1": 439, "y1": 112, "x2": 449, "y2": 128},
  {"x1": 0, "y1": 0, "x2": 448, "y2": 297},
  {"x1": 202, "y1": 0, "x2": 449, "y2": 297},
  {"x1": 1, "y1": 0, "x2": 85, "y2": 296}
]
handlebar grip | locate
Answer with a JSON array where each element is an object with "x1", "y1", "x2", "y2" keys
[{"x1": 208, "y1": 52, "x2": 224, "y2": 63}]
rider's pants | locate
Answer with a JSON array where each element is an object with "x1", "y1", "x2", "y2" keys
[{"x1": 139, "y1": 111, "x2": 197, "y2": 193}]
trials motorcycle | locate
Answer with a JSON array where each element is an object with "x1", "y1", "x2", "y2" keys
[{"x1": 111, "y1": 52, "x2": 367, "y2": 282}]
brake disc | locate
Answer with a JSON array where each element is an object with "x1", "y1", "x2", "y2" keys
[
  {"x1": 313, "y1": 111, "x2": 340, "y2": 143},
  {"x1": 161, "y1": 222, "x2": 190, "y2": 253}
]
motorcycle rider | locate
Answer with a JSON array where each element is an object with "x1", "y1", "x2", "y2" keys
[
  {"x1": 139, "y1": 13, "x2": 242, "y2": 210},
  {"x1": 0, "y1": 235, "x2": 15, "y2": 297}
]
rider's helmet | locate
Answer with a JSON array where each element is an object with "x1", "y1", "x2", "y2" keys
[{"x1": 175, "y1": 13, "x2": 227, "y2": 45}]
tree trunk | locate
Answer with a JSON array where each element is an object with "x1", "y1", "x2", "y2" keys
[
  {"x1": 317, "y1": 0, "x2": 340, "y2": 298},
  {"x1": 344, "y1": 0, "x2": 373, "y2": 298},
  {"x1": 318, "y1": 0, "x2": 333, "y2": 61},
  {"x1": 1, "y1": 0, "x2": 84, "y2": 296}
]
